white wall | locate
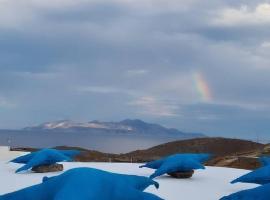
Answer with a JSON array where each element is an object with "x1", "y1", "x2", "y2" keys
[{"x1": 0, "y1": 146, "x2": 23, "y2": 161}]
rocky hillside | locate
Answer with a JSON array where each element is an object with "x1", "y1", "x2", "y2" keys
[
  {"x1": 12, "y1": 137, "x2": 269, "y2": 170},
  {"x1": 123, "y1": 137, "x2": 267, "y2": 169},
  {"x1": 125, "y1": 137, "x2": 264, "y2": 158}
]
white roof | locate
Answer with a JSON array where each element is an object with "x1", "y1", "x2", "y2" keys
[
  {"x1": 0, "y1": 161, "x2": 258, "y2": 200},
  {"x1": 0, "y1": 146, "x2": 25, "y2": 161}
]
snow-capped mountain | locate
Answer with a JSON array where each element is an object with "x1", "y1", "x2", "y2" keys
[
  {"x1": 26, "y1": 120, "x2": 133, "y2": 131},
  {"x1": 24, "y1": 119, "x2": 204, "y2": 137},
  {"x1": 0, "y1": 119, "x2": 206, "y2": 153}
]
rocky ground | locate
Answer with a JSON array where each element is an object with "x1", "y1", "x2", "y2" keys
[{"x1": 11, "y1": 137, "x2": 270, "y2": 170}]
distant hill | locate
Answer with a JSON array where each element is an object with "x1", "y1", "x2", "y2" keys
[
  {"x1": 0, "y1": 119, "x2": 205, "y2": 153},
  {"x1": 122, "y1": 137, "x2": 268, "y2": 170},
  {"x1": 79, "y1": 137, "x2": 269, "y2": 170},
  {"x1": 12, "y1": 137, "x2": 268, "y2": 170},
  {"x1": 125, "y1": 137, "x2": 265, "y2": 158}
]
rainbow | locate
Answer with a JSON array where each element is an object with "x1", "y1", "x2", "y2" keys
[{"x1": 193, "y1": 72, "x2": 213, "y2": 102}]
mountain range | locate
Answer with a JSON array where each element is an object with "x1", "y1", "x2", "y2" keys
[
  {"x1": 0, "y1": 119, "x2": 205, "y2": 153},
  {"x1": 24, "y1": 119, "x2": 205, "y2": 137}
]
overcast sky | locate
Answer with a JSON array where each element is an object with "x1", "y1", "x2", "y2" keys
[{"x1": 0, "y1": 0, "x2": 270, "y2": 140}]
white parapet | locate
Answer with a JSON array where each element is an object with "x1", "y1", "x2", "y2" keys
[{"x1": 0, "y1": 146, "x2": 24, "y2": 161}]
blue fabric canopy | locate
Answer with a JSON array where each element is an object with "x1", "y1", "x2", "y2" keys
[
  {"x1": 259, "y1": 156, "x2": 270, "y2": 167},
  {"x1": 231, "y1": 165, "x2": 270, "y2": 185},
  {"x1": 14, "y1": 149, "x2": 74, "y2": 173},
  {"x1": 140, "y1": 154, "x2": 208, "y2": 179},
  {"x1": 139, "y1": 159, "x2": 165, "y2": 170},
  {"x1": 10, "y1": 149, "x2": 80, "y2": 164},
  {"x1": 42, "y1": 167, "x2": 159, "y2": 191},
  {"x1": 140, "y1": 153, "x2": 210, "y2": 169},
  {"x1": 220, "y1": 183, "x2": 270, "y2": 200},
  {"x1": 10, "y1": 153, "x2": 34, "y2": 164},
  {"x1": 150, "y1": 158, "x2": 205, "y2": 179},
  {"x1": 0, "y1": 167, "x2": 163, "y2": 200}
]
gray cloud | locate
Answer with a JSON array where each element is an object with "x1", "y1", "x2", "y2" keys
[{"x1": 0, "y1": 0, "x2": 270, "y2": 140}]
